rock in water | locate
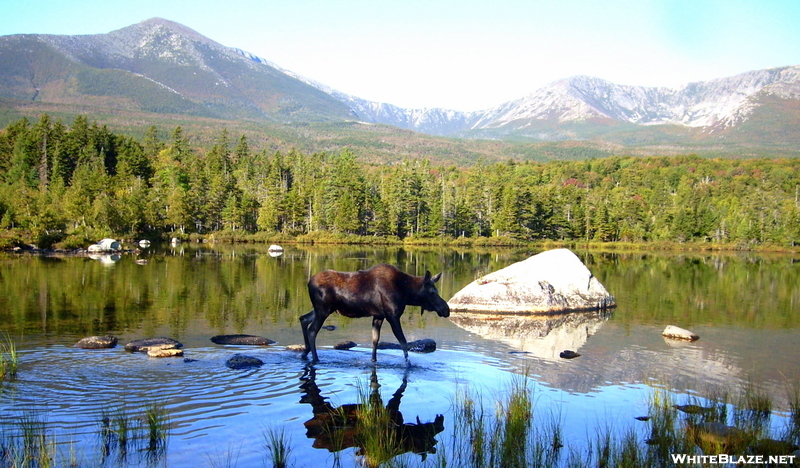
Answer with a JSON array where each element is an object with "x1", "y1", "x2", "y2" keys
[
  {"x1": 333, "y1": 341, "x2": 358, "y2": 350},
  {"x1": 376, "y1": 339, "x2": 437, "y2": 353},
  {"x1": 225, "y1": 354, "x2": 264, "y2": 370},
  {"x1": 148, "y1": 348, "x2": 184, "y2": 358},
  {"x1": 76, "y1": 335, "x2": 118, "y2": 349},
  {"x1": 125, "y1": 337, "x2": 183, "y2": 353},
  {"x1": 662, "y1": 325, "x2": 699, "y2": 341},
  {"x1": 559, "y1": 350, "x2": 581, "y2": 359},
  {"x1": 448, "y1": 249, "x2": 615, "y2": 313},
  {"x1": 210, "y1": 334, "x2": 275, "y2": 346}
]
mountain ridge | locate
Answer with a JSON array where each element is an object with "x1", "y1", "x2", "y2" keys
[{"x1": 1, "y1": 18, "x2": 799, "y2": 150}]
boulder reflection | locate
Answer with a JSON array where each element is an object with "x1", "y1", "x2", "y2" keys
[
  {"x1": 299, "y1": 367, "x2": 445, "y2": 466},
  {"x1": 449, "y1": 310, "x2": 612, "y2": 359}
]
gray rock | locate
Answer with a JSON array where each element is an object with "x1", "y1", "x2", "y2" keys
[
  {"x1": 124, "y1": 337, "x2": 183, "y2": 353},
  {"x1": 559, "y1": 350, "x2": 581, "y2": 359},
  {"x1": 210, "y1": 334, "x2": 275, "y2": 346},
  {"x1": 688, "y1": 422, "x2": 747, "y2": 452},
  {"x1": 76, "y1": 335, "x2": 118, "y2": 349},
  {"x1": 377, "y1": 339, "x2": 436, "y2": 353},
  {"x1": 147, "y1": 348, "x2": 184, "y2": 358},
  {"x1": 448, "y1": 249, "x2": 615, "y2": 314},
  {"x1": 225, "y1": 354, "x2": 264, "y2": 370},
  {"x1": 662, "y1": 325, "x2": 699, "y2": 341},
  {"x1": 334, "y1": 341, "x2": 358, "y2": 350}
]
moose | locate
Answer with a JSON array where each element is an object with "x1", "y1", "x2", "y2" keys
[
  {"x1": 300, "y1": 263, "x2": 450, "y2": 363},
  {"x1": 299, "y1": 366, "x2": 445, "y2": 464}
]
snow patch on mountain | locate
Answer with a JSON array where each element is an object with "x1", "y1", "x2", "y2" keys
[{"x1": 302, "y1": 65, "x2": 800, "y2": 135}]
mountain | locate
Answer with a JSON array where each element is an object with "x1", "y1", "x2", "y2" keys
[
  {"x1": 312, "y1": 67, "x2": 800, "y2": 144},
  {"x1": 0, "y1": 18, "x2": 354, "y2": 122},
  {"x1": 1, "y1": 18, "x2": 799, "y2": 154}
]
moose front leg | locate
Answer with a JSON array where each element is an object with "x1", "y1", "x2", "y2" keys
[
  {"x1": 386, "y1": 315, "x2": 409, "y2": 362},
  {"x1": 371, "y1": 317, "x2": 384, "y2": 362}
]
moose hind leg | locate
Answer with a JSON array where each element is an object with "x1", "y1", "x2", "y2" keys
[
  {"x1": 371, "y1": 317, "x2": 384, "y2": 362},
  {"x1": 300, "y1": 310, "x2": 324, "y2": 362},
  {"x1": 299, "y1": 310, "x2": 315, "y2": 359}
]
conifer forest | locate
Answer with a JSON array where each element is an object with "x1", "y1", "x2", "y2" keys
[{"x1": 1, "y1": 115, "x2": 799, "y2": 249}]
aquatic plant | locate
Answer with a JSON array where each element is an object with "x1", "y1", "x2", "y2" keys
[
  {"x1": 0, "y1": 335, "x2": 18, "y2": 381},
  {"x1": 143, "y1": 400, "x2": 169, "y2": 458},
  {"x1": 264, "y1": 426, "x2": 293, "y2": 468},
  {"x1": 496, "y1": 376, "x2": 534, "y2": 468},
  {"x1": 353, "y1": 379, "x2": 400, "y2": 468},
  {"x1": 0, "y1": 409, "x2": 57, "y2": 468},
  {"x1": 96, "y1": 400, "x2": 170, "y2": 466}
]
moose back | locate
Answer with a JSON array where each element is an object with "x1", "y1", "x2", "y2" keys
[{"x1": 300, "y1": 263, "x2": 450, "y2": 363}]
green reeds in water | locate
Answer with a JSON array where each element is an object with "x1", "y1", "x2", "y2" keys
[
  {"x1": 496, "y1": 376, "x2": 534, "y2": 468},
  {"x1": 0, "y1": 335, "x2": 18, "y2": 381},
  {"x1": 143, "y1": 400, "x2": 169, "y2": 460},
  {"x1": 450, "y1": 375, "x2": 558, "y2": 468},
  {"x1": 97, "y1": 400, "x2": 170, "y2": 465},
  {"x1": 354, "y1": 380, "x2": 399, "y2": 468},
  {"x1": 264, "y1": 426, "x2": 293, "y2": 468},
  {"x1": 0, "y1": 409, "x2": 57, "y2": 468}
]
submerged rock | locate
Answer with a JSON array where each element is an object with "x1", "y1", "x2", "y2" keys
[
  {"x1": 662, "y1": 325, "x2": 699, "y2": 341},
  {"x1": 749, "y1": 438, "x2": 799, "y2": 457},
  {"x1": 225, "y1": 354, "x2": 264, "y2": 370},
  {"x1": 674, "y1": 404, "x2": 714, "y2": 415},
  {"x1": 124, "y1": 337, "x2": 183, "y2": 353},
  {"x1": 448, "y1": 249, "x2": 615, "y2": 314},
  {"x1": 334, "y1": 341, "x2": 358, "y2": 350},
  {"x1": 687, "y1": 422, "x2": 747, "y2": 453},
  {"x1": 377, "y1": 339, "x2": 437, "y2": 353},
  {"x1": 210, "y1": 334, "x2": 275, "y2": 346},
  {"x1": 559, "y1": 350, "x2": 581, "y2": 359}
]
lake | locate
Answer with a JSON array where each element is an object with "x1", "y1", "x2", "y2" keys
[{"x1": 1, "y1": 244, "x2": 798, "y2": 467}]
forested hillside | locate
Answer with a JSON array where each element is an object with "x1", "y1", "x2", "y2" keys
[{"x1": 1, "y1": 115, "x2": 799, "y2": 249}]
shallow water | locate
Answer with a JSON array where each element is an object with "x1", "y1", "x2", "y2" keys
[{"x1": 0, "y1": 245, "x2": 798, "y2": 467}]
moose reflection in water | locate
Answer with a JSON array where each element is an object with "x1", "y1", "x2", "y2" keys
[
  {"x1": 299, "y1": 367, "x2": 445, "y2": 466},
  {"x1": 300, "y1": 264, "x2": 450, "y2": 363}
]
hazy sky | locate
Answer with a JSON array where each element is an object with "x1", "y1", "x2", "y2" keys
[{"x1": 2, "y1": 0, "x2": 799, "y2": 111}]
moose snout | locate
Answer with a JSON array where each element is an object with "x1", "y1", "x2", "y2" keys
[{"x1": 436, "y1": 301, "x2": 450, "y2": 318}]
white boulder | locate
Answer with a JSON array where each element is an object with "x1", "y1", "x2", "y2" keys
[
  {"x1": 87, "y1": 238, "x2": 121, "y2": 252},
  {"x1": 448, "y1": 248, "x2": 615, "y2": 314},
  {"x1": 662, "y1": 325, "x2": 699, "y2": 341}
]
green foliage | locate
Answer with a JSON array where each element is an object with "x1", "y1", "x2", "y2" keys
[{"x1": 2, "y1": 115, "x2": 800, "y2": 249}]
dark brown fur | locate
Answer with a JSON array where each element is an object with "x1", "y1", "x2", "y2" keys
[{"x1": 300, "y1": 263, "x2": 450, "y2": 363}]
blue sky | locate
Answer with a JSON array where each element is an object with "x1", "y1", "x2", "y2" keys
[{"x1": 2, "y1": 0, "x2": 799, "y2": 111}]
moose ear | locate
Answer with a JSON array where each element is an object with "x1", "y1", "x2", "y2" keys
[
  {"x1": 424, "y1": 271, "x2": 432, "y2": 282},
  {"x1": 431, "y1": 272, "x2": 442, "y2": 283}
]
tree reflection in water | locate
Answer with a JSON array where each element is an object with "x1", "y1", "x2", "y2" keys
[{"x1": 299, "y1": 366, "x2": 445, "y2": 466}]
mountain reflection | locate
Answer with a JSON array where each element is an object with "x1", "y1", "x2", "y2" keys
[
  {"x1": 299, "y1": 367, "x2": 445, "y2": 466},
  {"x1": 449, "y1": 310, "x2": 612, "y2": 359}
]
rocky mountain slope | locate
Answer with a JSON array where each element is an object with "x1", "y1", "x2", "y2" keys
[
  {"x1": 318, "y1": 66, "x2": 800, "y2": 139},
  {"x1": 1, "y1": 18, "x2": 799, "y2": 149},
  {"x1": 0, "y1": 18, "x2": 354, "y2": 122}
]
